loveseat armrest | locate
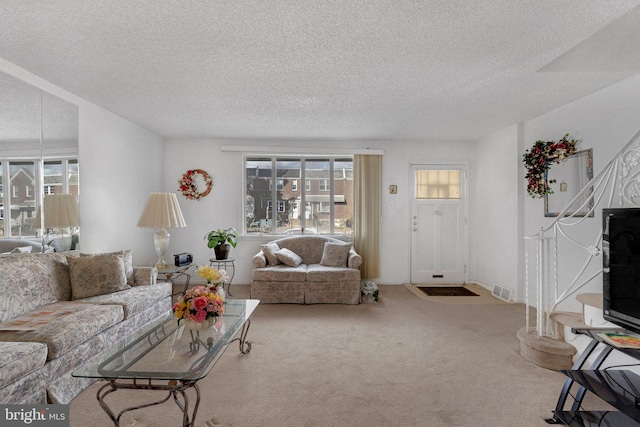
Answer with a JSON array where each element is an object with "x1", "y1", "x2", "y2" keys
[
  {"x1": 252, "y1": 251, "x2": 267, "y2": 268},
  {"x1": 348, "y1": 248, "x2": 362, "y2": 269},
  {"x1": 132, "y1": 267, "x2": 158, "y2": 286}
]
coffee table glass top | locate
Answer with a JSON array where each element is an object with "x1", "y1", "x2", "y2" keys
[{"x1": 73, "y1": 299, "x2": 259, "y2": 382}]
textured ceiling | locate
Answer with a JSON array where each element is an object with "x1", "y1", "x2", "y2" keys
[{"x1": 1, "y1": 0, "x2": 640, "y2": 141}]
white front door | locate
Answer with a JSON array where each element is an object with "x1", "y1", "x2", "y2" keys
[{"x1": 410, "y1": 164, "x2": 468, "y2": 284}]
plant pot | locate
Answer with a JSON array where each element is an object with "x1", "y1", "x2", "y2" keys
[{"x1": 214, "y1": 243, "x2": 230, "y2": 260}]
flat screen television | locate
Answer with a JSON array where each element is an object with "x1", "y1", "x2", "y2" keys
[{"x1": 603, "y1": 208, "x2": 640, "y2": 334}]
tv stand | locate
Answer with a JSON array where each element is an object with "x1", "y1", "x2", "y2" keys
[{"x1": 546, "y1": 328, "x2": 640, "y2": 426}]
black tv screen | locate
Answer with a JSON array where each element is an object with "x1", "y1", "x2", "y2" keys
[{"x1": 603, "y1": 208, "x2": 640, "y2": 334}]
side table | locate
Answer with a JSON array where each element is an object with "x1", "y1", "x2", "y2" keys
[
  {"x1": 156, "y1": 263, "x2": 194, "y2": 296},
  {"x1": 209, "y1": 258, "x2": 235, "y2": 296}
]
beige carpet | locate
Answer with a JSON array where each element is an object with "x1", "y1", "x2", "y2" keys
[
  {"x1": 69, "y1": 285, "x2": 566, "y2": 427},
  {"x1": 405, "y1": 283, "x2": 506, "y2": 304}
]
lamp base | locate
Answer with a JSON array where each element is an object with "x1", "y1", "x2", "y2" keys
[
  {"x1": 154, "y1": 257, "x2": 170, "y2": 270},
  {"x1": 153, "y1": 228, "x2": 170, "y2": 270}
]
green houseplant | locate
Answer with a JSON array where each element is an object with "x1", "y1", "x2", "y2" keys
[{"x1": 205, "y1": 228, "x2": 238, "y2": 260}]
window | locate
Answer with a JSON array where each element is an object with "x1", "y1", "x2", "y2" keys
[
  {"x1": 267, "y1": 200, "x2": 286, "y2": 212},
  {"x1": 245, "y1": 156, "x2": 353, "y2": 235},
  {"x1": 415, "y1": 170, "x2": 461, "y2": 199},
  {"x1": 1, "y1": 158, "x2": 79, "y2": 237}
]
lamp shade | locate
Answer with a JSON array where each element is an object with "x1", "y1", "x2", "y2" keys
[
  {"x1": 137, "y1": 192, "x2": 186, "y2": 229},
  {"x1": 36, "y1": 194, "x2": 79, "y2": 228}
]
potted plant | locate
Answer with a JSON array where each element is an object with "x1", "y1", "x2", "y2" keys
[{"x1": 205, "y1": 227, "x2": 238, "y2": 260}]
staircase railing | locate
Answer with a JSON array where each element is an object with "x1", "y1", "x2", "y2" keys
[{"x1": 525, "y1": 129, "x2": 640, "y2": 338}]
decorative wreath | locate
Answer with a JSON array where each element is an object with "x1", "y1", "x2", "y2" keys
[
  {"x1": 179, "y1": 169, "x2": 212, "y2": 200},
  {"x1": 523, "y1": 134, "x2": 578, "y2": 198}
]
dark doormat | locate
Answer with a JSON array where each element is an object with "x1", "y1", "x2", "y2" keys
[{"x1": 418, "y1": 286, "x2": 479, "y2": 297}]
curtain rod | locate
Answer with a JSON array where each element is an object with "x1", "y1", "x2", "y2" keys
[{"x1": 220, "y1": 145, "x2": 384, "y2": 155}]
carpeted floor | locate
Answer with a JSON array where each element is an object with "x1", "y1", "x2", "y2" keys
[{"x1": 69, "y1": 284, "x2": 566, "y2": 427}]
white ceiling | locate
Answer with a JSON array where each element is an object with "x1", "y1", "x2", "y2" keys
[{"x1": 1, "y1": 0, "x2": 640, "y2": 141}]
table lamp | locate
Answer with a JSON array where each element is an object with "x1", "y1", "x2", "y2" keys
[
  {"x1": 137, "y1": 192, "x2": 186, "y2": 269},
  {"x1": 35, "y1": 194, "x2": 80, "y2": 252}
]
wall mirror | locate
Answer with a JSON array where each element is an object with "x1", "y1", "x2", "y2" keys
[
  {"x1": 0, "y1": 70, "x2": 79, "y2": 250},
  {"x1": 544, "y1": 149, "x2": 593, "y2": 217}
]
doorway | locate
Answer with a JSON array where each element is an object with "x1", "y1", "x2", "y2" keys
[{"x1": 410, "y1": 164, "x2": 468, "y2": 284}]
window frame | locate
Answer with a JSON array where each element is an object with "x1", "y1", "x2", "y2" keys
[
  {"x1": 244, "y1": 155, "x2": 353, "y2": 236},
  {"x1": 0, "y1": 157, "x2": 79, "y2": 237}
]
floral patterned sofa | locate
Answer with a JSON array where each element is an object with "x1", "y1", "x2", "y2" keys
[
  {"x1": 0, "y1": 251, "x2": 172, "y2": 404},
  {"x1": 251, "y1": 235, "x2": 361, "y2": 304}
]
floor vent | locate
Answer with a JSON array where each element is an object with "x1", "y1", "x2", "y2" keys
[{"x1": 492, "y1": 285, "x2": 511, "y2": 302}]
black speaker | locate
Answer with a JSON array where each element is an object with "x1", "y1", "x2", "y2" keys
[{"x1": 174, "y1": 253, "x2": 193, "y2": 266}]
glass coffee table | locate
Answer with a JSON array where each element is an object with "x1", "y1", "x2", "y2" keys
[{"x1": 73, "y1": 299, "x2": 259, "y2": 427}]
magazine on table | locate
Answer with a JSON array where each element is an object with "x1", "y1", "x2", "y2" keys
[{"x1": 599, "y1": 332, "x2": 640, "y2": 349}]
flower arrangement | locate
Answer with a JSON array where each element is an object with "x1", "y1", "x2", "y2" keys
[
  {"x1": 195, "y1": 265, "x2": 229, "y2": 285},
  {"x1": 178, "y1": 168, "x2": 212, "y2": 200},
  {"x1": 172, "y1": 266, "x2": 228, "y2": 324},
  {"x1": 523, "y1": 134, "x2": 579, "y2": 198}
]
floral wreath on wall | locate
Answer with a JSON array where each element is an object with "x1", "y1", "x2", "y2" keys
[
  {"x1": 179, "y1": 169, "x2": 212, "y2": 200},
  {"x1": 523, "y1": 134, "x2": 579, "y2": 198}
]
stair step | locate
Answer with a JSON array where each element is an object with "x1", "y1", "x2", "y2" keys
[
  {"x1": 576, "y1": 293, "x2": 603, "y2": 309},
  {"x1": 517, "y1": 327, "x2": 577, "y2": 371},
  {"x1": 550, "y1": 311, "x2": 588, "y2": 329}
]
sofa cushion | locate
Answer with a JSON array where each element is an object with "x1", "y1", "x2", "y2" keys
[
  {"x1": 0, "y1": 238, "x2": 54, "y2": 254},
  {"x1": 0, "y1": 301, "x2": 124, "y2": 360},
  {"x1": 320, "y1": 242, "x2": 352, "y2": 267},
  {"x1": 261, "y1": 242, "x2": 281, "y2": 265},
  {"x1": 252, "y1": 264, "x2": 308, "y2": 282},
  {"x1": 132, "y1": 266, "x2": 158, "y2": 286},
  {"x1": 95, "y1": 250, "x2": 134, "y2": 285},
  {"x1": 306, "y1": 264, "x2": 361, "y2": 282},
  {"x1": 0, "y1": 341, "x2": 48, "y2": 387},
  {"x1": 10, "y1": 246, "x2": 32, "y2": 254},
  {"x1": 275, "y1": 248, "x2": 303, "y2": 267},
  {"x1": 0, "y1": 253, "x2": 75, "y2": 323},
  {"x1": 68, "y1": 253, "x2": 130, "y2": 299},
  {"x1": 78, "y1": 282, "x2": 172, "y2": 318}
]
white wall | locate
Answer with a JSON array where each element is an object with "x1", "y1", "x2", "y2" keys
[
  {"x1": 472, "y1": 124, "x2": 521, "y2": 298},
  {"x1": 78, "y1": 106, "x2": 165, "y2": 261},
  {"x1": 522, "y1": 73, "x2": 640, "y2": 311},
  {"x1": 165, "y1": 138, "x2": 477, "y2": 285},
  {"x1": 0, "y1": 58, "x2": 165, "y2": 264}
]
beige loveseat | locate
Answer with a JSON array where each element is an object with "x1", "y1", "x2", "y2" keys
[
  {"x1": 251, "y1": 235, "x2": 361, "y2": 304},
  {"x1": 0, "y1": 251, "x2": 172, "y2": 404}
]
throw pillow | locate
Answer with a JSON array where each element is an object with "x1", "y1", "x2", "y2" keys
[
  {"x1": 275, "y1": 248, "x2": 303, "y2": 267},
  {"x1": 68, "y1": 253, "x2": 130, "y2": 300},
  {"x1": 82, "y1": 250, "x2": 134, "y2": 285},
  {"x1": 261, "y1": 242, "x2": 281, "y2": 265},
  {"x1": 320, "y1": 242, "x2": 352, "y2": 267}
]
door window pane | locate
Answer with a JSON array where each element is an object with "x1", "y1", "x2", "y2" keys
[{"x1": 415, "y1": 170, "x2": 461, "y2": 199}]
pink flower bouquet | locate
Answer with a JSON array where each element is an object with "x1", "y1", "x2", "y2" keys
[{"x1": 172, "y1": 285, "x2": 225, "y2": 324}]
